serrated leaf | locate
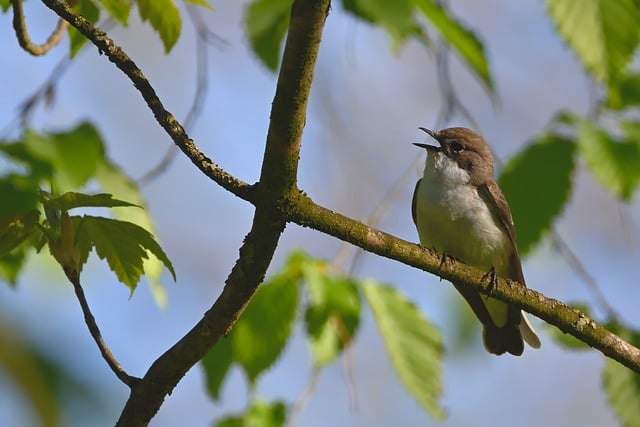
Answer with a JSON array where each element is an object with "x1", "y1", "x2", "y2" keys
[
  {"x1": 245, "y1": 0, "x2": 292, "y2": 71},
  {"x1": 0, "y1": 210, "x2": 40, "y2": 256},
  {"x1": 498, "y1": 134, "x2": 576, "y2": 254},
  {"x1": 342, "y1": 0, "x2": 423, "y2": 49},
  {"x1": 97, "y1": 0, "x2": 132, "y2": 24},
  {"x1": 75, "y1": 216, "x2": 175, "y2": 292},
  {"x1": 546, "y1": 0, "x2": 640, "y2": 87},
  {"x1": 232, "y1": 271, "x2": 299, "y2": 385},
  {"x1": 136, "y1": 0, "x2": 182, "y2": 53},
  {"x1": 303, "y1": 263, "x2": 361, "y2": 368},
  {"x1": 414, "y1": 0, "x2": 492, "y2": 91},
  {"x1": 361, "y1": 281, "x2": 444, "y2": 419},
  {"x1": 215, "y1": 400, "x2": 287, "y2": 427},
  {"x1": 602, "y1": 322, "x2": 640, "y2": 427},
  {"x1": 202, "y1": 337, "x2": 234, "y2": 400},
  {"x1": 69, "y1": 0, "x2": 101, "y2": 58},
  {"x1": 578, "y1": 122, "x2": 640, "y2": 201},
  {"x1": 94, "y1": 161, "x2": 168, "y2": 307},
  {"x1": 41, "y1": 192, "x2": 140, "y2": 212}
]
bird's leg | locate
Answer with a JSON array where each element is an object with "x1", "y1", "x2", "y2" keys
[
  {"x1": 436, "y1": 249, "x2": 456, "y2": 281},
  {"x1": 481, "y1": 266, "x2": 498, "y2": 296}
]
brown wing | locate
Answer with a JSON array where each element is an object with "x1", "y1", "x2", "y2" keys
[
  {"x1": 411, "y1": 179, "x2": 421, "y2": 226},
  {"x1": 477, "y1": 181, "x2": 526, "y2": 286}
]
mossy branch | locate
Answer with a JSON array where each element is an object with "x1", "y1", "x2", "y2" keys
[{"x1": 40, "y1": 0, "x2": 640, "y2": 426}]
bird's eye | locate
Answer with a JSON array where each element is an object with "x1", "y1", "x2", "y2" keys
[{"x1": 450, "y1": 141, "x2": 464, "y2": 153}]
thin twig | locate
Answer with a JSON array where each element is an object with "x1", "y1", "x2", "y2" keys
[
  {"x1": 11, "y1": 0, "x2": 67, "y2": 56},
  {"x1": 286, "y1": 370, "x2": 321, "y2": 427},
  {"x1": 551, "y1": 229, "x2": 622, "y2": 321},
  {"x1": 64, "y1": 268, "x2": 140, "y2": 388}
]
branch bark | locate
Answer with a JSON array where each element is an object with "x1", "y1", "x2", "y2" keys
[
  {"x1": 39, "y1": 0, "x2": 640, "y2": 425},
  {"x1": 11, "y1": 0, "x2": 67, "y2": 56},
  {"x1": 41, "y1": 0, "x2": 331, "y2": 425}
]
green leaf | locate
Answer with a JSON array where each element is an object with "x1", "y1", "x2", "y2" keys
[
  {"x1": 75, "y1": 215, "x2": 175, "y2": 292},
  {"x1": 0, "y1": 249, "x2": 28, "y2": 286},
  {"x1": 215, "y1": 399, "x2": 287, "y2": 427},
  {"x1": 136, "y1": 0, "x2": 182, "y2": 53},
  {"x1": 22, "y1": 122, "x2": 105, "y2": 191},
  {"x1": 498, "y1": 134, "x2": 576, "y2": 254},
  {"x1": 202, "y1": 337, "x2": 234, "y2": 400},
  {"x1": 361, "y1": 281, "x2": 444, "y2": 419},
  {"x1": 602, "y1": 322, "x2": 640, "y2": 427},
  {"x1": 546, "y1": 0, "x2": 640, "y2": 87},
  {"x1": 578, "y1": 122, "x2": 640, "y2": 201},
  {"x1": 69, "y1": 0, "x2": 101, "y2": 58},
  {"x1": 0, "y1": 325, "x2": 60, "y2": 427},
  {"x1": 0, "y1": 210, "x2": 40, "y2": 256},
  {"x1": 97, "y1": 0, "x2": 131, "y2": 24},
  {"x1": 183, "y1": 0, "x2": 212, "y2": 9},
  {"x1": 94, "y1": 161, "x2": 169, "y2": 306},
  {"x1": 342, "y1": 0, "x2": 424, "y2": 49},
  {"x1": 303, "y1": 265, "x2": 361, "y2": 368},
  {"x1": 607, "y1": 74, "x2": 640, "y2": 110},
  {"x1": 41, "y1": 192, "x2": 140, "y2": 212},
  {"x1": 1, "y1": 0, "x2": 11, "y2": 12},
  {"x1": 414, "y1": 0, "x2": 492, "y2": 91},
  {"x1": 232, "y1": 270, "x2": 299, "y2": 385},
  {"x1": 0, "y1": 174, "x2": 40, "y2": 217},
  {"x1": 245, "y1": 0, "x2": 292, "y2": 71}
]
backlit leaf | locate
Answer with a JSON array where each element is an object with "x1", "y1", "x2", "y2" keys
[
  {"x1": 546, "y1": 0, "x2": 640, "y2": 87},
  {"x1": 362, "y1": 281, "x2": 444, "y2": 419},
  {"x1": 136, "y1": 0, "x2": 182, "y2": 53},
  {"x1": 578, "y1": 121, "x2": 640, "y2": 201},
  {"x1": 245, "y1": 0, "x2": 292, "y2": 71}
]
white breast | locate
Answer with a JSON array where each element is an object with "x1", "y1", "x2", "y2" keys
[{"x1": 415, "y1": 152, "x2": 510, "y2": 274}]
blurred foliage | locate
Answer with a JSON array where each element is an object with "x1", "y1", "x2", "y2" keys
[
  {"x1": 2, "y1": 0, "x2": 640, "y2": 426},
  {"x1": 203, "y1": 251, "x2": 444, "y2": 419}
]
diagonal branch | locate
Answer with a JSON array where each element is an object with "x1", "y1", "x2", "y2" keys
[
  {"x1": 40, "y1": 0, "x2": 254, "y2": 203},
  {"x1": 64, "y1": 268, "x2": 139, "y2": 388},
  {"x1": 287, "y1": 193, "x2": 640, "y2": 373},
  {"x1": 40, "y1": 1, "x2": 640, "y2": 425}
]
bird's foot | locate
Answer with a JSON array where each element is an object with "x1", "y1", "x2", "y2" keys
[
  {"x1": 481, "y1": 266, "x2": 498, "y2": 296},
  {"x1": 436, "y1": 250, "x2": 456, "y2": 281}
]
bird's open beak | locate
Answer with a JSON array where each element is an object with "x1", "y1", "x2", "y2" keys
[{"x1": 413, "y1": 127, "x2": 440, "y2": 151}]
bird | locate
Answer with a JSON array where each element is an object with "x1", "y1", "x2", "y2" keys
[{"x1": 411, "y1": 126, "x2": 541, "y2": 355}]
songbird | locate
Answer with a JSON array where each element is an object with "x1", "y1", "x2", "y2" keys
[{"x1": 412, "y1": 127, "x2": 541, "y2": 355}]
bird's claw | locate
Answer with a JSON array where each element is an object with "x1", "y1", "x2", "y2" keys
[{"x1": 481, "y1": 266, "x2": 498, "y2": 296}]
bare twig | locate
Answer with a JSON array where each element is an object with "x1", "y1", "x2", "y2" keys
[
  {"x1": 551, "y1": 229, "x2": 622, "y2": 321},
  {"x1": 64, "y1": 268, "x2": 140, "y2": 388},
  {"x1": 287, "y1": 370, "x2": 321, "y2": 427},
  {"x1": 11, "y1": 0, "x2": 67, "y2": 56}
]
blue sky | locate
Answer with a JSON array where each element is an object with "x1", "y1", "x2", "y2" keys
[{"x1": 1, "y1": 0, "x2": 637, "y2": 426}]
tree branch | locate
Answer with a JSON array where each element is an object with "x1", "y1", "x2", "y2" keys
[
  {"x1": 40, "y1": 0, "x2": 254, "y2": 203},
  {"x1": 287, "y1": 192, "x2": 640, "y2": 372},
  {"x1": 39, "y1": 1, "x2": 640, "y2": 425},
  {"x1": 64, "y1": 268, "x2": 139, "y2": 388},
  {"x1": 11, "y1": 0, "x2": 67, "y2": 56}
]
